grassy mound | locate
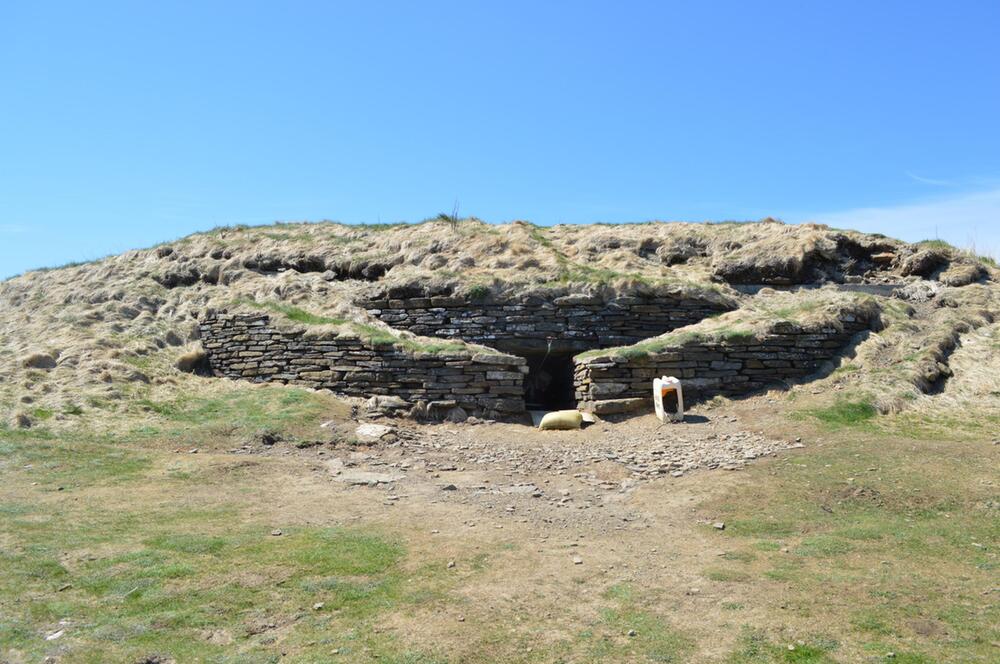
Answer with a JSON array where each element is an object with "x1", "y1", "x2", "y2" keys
[{"x1": 578, "y1": 289, "x2": 881, "y2": 362}]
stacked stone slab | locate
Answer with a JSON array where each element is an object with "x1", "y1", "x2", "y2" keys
[
  {"x1": 574, "y1": 313, "x2": 876, "y2": 414},
  {"x1": 358, "y1": 292, "x2": 734, "y2": 353},
  {"x1": 200, "y1": 314, "x2": 528, "y2": 416}
]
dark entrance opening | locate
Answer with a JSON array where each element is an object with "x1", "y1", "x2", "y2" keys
[{"x1": 522, "y1": 351, "x2": 576, "y2": 410}]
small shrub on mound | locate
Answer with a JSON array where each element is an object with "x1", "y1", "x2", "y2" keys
[
  {"x1": 21, "y1": 352, "x2": 56, "y2": 369},
  {"x1": 465, "y1": 283, "x2": 490, "y2": 300},
  {"x1": 175, "y1": 346, "x2": 209, "y2": 374}
]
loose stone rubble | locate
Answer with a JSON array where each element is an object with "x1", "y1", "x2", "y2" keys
[{"x1": 231, "y1": 404, "x2": 800, "y2": 530}]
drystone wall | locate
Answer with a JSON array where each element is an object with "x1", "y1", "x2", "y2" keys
[
  {"x1": 200, "y1": 314, "x2": 528, "y2": 416},
  {"x1": 574, "y1": 315, "x2": 876, "y2": 414},
  {"x1": 358, "y1": 293, "x2": 734, "y2": 354}
]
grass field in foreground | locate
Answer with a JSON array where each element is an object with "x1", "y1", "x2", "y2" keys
[{"x1": 0, "y1": 392, "x2": 997, "y2": 662}]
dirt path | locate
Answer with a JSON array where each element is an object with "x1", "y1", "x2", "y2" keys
[{"x1": 167, "y1": 394, "x2": 813, "y2": 658}]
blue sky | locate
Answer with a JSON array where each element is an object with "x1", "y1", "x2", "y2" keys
[{"x1": 2, "y1": 1, "x2": 998, "y2": 278}]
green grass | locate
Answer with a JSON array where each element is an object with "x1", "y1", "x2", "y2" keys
[
  {"x1": 130, "y1": 384, "x2": 336, "y2": 451},
  {"x1": 122, "y1": 352, "x2": 155, "y2": 372},
  {"x1": 704, "y1": 567, "x2": 753, "y2": 583},
  {"x1": 577, "y1": 330, "x2": 706, "y2": 361},
  {"x1": 882, "y1": 409, "x2": 1000, "y2": 441},
  {"x1": 579, "y1": 292, "x2": 876, "y2": 362},
  {"x1": 799, "y1": 398, "x2": 877, "y2": 428},
  {"x1": 708, "y1": 425, "x2": 999, "y2": 664},
  {"x1": 601, "y1": 583, "x2": 636, "y2": 602},
  {"x1": 576, "y1": 323, "x2": 773, "y2": 361},
  {"x1": 0, "y1": 429, "x2": 453, "y2": 662},
  {"x1": 915, "y1": 239, "x2": 957, "y2": 252},
  {"x1": 236, "y1": 298, "x2": 347, "y2": 326},
  {"x1": 592, "y1": 607, "x2": 692, "y2": 662},
  {"x1": 349, "y1": 321, "x2": 399, "y2": 345},
  {"x1": 725, "y1": 629, "x2": 838, "y2": 663},
  {"x1": 763, "y1": 299, "x2": 824, "y2": 321},
  {"x1": 719, "y1": 328, "x2": 756, "y2": 343},
  {"x1": 31, "y1": 407, "x2": 54, "y2": 420},
  {"x1": 0, "y1": 429, "x2": 151, "y2": 490},
  {"x1": 348, "y1": 322, "x2": 468, "y2": 354},
  {"x1": 793, "y1": 535, "x2": 853, "y2": 558},
  {"x1": 724, "y1": 518, "x2": 798, "y2": 538},
  {"x1": 465, "y1": 283, "x2": 491, "y2": 301},
  {"x1": 830, "y1": 363, "x2": 861, "y2": 376},
  {"x1": 720, "y1": 550, "x2": 758, "y2": 562},
  {"x1": 1, "y1": 521, "x2": 429, "y2": 661},
  {"x1": 914, "y1": 238, "x2": 998, "y2": 268},
  {"x1": 577, "y1": 584, "x2": 693, "y2": 662},
  {"x1": 234, "y1": 298, "x2": 471, "y2": 355},
  {"x1": 850, "y1": 610, "x2": 894, "y2": 636}
]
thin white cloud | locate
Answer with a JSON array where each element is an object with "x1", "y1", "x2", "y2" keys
[
  {"x1": 801, "y1": 187, "x2": 1000, "y2": 259},
  {"x1": 0, "y1": 223, "x2": 29, "y2": 234},
  {"x1": 904, "y1": 171, "x2": 955, "y2": 187}
]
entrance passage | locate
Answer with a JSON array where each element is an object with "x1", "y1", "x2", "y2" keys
[{"x1": 522, "y1": 351, "x2": 576, "y2": 410}]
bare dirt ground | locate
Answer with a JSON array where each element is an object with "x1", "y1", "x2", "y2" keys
[
  {"x1": 237, "y1": 396, "x2": 797, "y2": 537},
  {"x1": 164, "y1": 395, "x2": 815, "y2": 655}
]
